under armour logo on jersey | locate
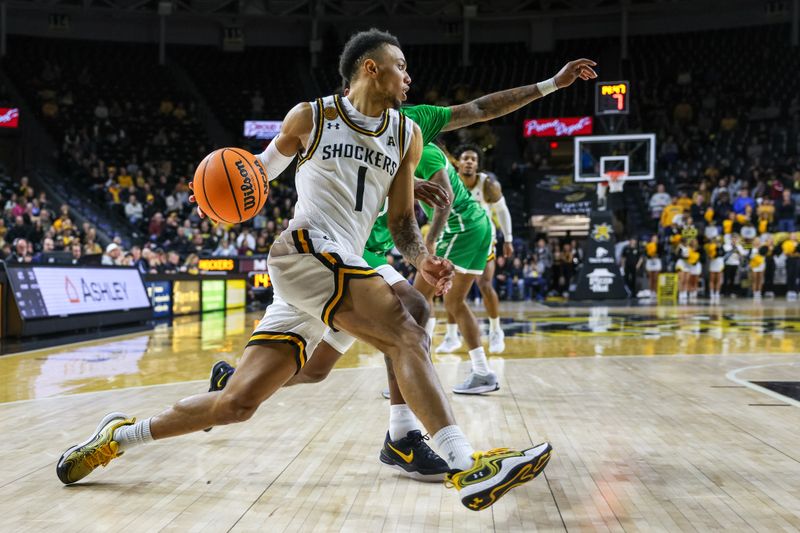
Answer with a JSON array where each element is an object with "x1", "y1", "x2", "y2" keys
[
  {"x1": 387, "y1": 136, "x2": 396, "y2": 146},
  {"x1": 327, "y1": 123, "x2": 340, "y2": 130}
]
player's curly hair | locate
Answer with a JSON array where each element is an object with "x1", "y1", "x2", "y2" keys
[
  {"x1": 338, "y1": 28, "x2": 401, "y2": 83},
  {"x1": 454, "y1": 143, "x2": 483, "y2": 166}
]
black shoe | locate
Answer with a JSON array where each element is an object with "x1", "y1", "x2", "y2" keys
[
  {"x1": 209, "y1": 360, "x2": 235, "y2": 392},
  {"x1": 204, "y1": 361, "x2": 235, "y2": 432},
  {"x1": 379, "y1": 430, "x2": 449, "y2": 482}
]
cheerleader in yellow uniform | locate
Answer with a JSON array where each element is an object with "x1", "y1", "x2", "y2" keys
[
  {"x1": 644, "y1": 236, "x2": 661, "y2": 300},
  {"x1": 749, "y1": 242, "x2": 766, "y2": 300},
  {"x1": 706, "y1": 238, "x2": 724, "y2": 303}
]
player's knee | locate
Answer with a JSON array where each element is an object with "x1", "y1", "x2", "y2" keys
[
  {"x1": 476, "y1": 276, "x2": 493, "y2": 292},
  {"x1": 298, "y1": 366, "x2": 330, "y2": 383},
  {"x1": 386, "y1": 320, "x2": 429, "y2": 358},
  {"x1": 216, "y1": 392, "x2": 260, "y2": 424}
]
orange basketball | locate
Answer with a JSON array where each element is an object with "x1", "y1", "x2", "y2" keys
[{"x1": 192, "y1": 148, "x2": 269, "y2": 224}]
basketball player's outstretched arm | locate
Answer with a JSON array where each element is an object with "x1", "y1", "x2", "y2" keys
[
  {"x1": 388, "y1": 125, "x2": 454, "y2": 295},
  {"x1": 442, "y1": 58, "x2": 598, "y2": 131}
]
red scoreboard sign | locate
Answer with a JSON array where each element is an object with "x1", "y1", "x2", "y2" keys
[
  {"x1": 523, "y1": 116, "x2": 593, "y2": 138},
  {"x1": 0, "y1": 108, "x2": 19, "y2": 128}
]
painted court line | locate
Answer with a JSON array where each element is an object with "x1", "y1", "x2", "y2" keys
[{"x1": 726, "y1": 362, "x2": 800, "y2": 408}]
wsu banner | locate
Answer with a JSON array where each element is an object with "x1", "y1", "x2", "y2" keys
[{"x1": 530, "y1": 173, "x2": 597, "y2": 215}]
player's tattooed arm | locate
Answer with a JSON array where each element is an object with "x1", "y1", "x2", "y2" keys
[
  {"x1": 389, "y1": 125, "x2": 427, "y2": 267},
  {"x1": 443, "y1": 58, "x2": 597, "y2": 131},
  {"x1": 424, "y1": 169, "x2": 453, "y2": 253}
]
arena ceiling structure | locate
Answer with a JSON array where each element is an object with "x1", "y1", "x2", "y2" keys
[{"x1": 2, "y1": 0, "x2": 778, "y2": 20}]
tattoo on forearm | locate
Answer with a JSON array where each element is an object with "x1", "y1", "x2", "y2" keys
[
  {"x1": 450, "y1": 84, "x2": 542, "y2": 128},
  {"x1": 391, "y1": 212, "x2": 427, "y2": 267}
]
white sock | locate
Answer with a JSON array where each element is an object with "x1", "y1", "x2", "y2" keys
[
  {"x1": 446, "y1": 323, "x2": 459, "y2": 338},
  {"x1": 489, "y1": 317, "x2": 501, "y2": 332},
  {"x1": 425, "y1": 318, "x2": 436, "y2": 339},
  {"x1": 389, "y1": 404, "x2": 423, "y2": 441},
  {"x1": 433, "y1": 425, "x2": 475, "y2": 471},
  {"x1": 113, "y1": 418, "x2": 153, "y2": 452},
  {"x1": 468, "y1": 346, "x2": 491, "y2": 375}
]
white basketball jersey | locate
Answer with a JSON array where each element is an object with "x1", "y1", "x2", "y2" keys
[
  {"x1": 469, "y1": 172, "x2": 495, "y2": 226},
  {"x1": 289, "y1": 94, "x2": 414, "y2": 256}
]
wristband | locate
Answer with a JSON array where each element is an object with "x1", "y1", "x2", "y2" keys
[{"x1": 536, "y1": 77, "x2": 558, "y2": 96}]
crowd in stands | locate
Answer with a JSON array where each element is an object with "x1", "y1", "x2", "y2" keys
[{"x1": 4, "y1": 26, "x2": 800, "y2": 303}]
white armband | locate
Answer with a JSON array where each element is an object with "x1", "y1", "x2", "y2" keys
[
  {"x1": 256, "y1": 141, "x2": 295, "y2": 181},
  {"x1": 536, "y1": 77, "x2": 558, "y2": 97},
  {"x1": 493, "y1": 196, "x2": 513, "y2": 241}
]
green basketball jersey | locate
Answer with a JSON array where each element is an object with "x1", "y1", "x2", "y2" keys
[
  {"x1": 364, "y1": 105, "x2": 452, "y2": 256},
  {"x1": 415, "y1": 144, "x2": 486, "y2": 230}
]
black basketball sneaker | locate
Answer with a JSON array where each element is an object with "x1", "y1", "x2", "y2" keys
[
  {"x1": 203, "y1": 361, "x2": 235, "y2": 432},
  {"x1": 379, "y1": 430, "x2": 450, "y2": 482}
]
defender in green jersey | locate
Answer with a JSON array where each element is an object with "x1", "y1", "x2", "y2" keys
[
  {"x1": 362, "y1": 103, "x2": 454, "y2": 268},
  {"x1": 412, "y1": 144, "x2": 498, "y2": 394}
]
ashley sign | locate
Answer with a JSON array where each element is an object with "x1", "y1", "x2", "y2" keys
[{"x1": 523, "y1": 116, "x2": 592, "y2": 138}]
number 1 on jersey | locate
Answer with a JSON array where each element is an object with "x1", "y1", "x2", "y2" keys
[{"x1": 354, "y1": 166, "x2": 367, "y2": 212}]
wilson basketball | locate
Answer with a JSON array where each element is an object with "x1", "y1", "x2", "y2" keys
[{"x1": 192, "y1": 148, "x2": 269, "y2": 224}]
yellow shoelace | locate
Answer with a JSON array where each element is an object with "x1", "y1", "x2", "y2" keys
[{"x1": 83, "y1": 441, "x2": 120, "y2": 469}]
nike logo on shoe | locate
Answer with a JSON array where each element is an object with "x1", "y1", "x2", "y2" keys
[{"x1": 387, "y1": 443, "x2": 414, "y2": 463}]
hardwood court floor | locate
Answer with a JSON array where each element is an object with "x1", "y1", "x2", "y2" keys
[{"x1": 1, "y1": 302, "x2": 799, "y2": 531}]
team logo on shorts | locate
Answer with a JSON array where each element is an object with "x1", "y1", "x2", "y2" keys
[
  {"x1": 591, "y1": 223, "x2": 612, "y2": 242},
  {"x1": 324, "y1": 107, "x2": 338, "y2": 120}
]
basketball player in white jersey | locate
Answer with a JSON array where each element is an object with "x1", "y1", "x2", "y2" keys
[
  {"x1": 57, "y1": 29, "x2": 553, "y2": 511},
  {"x1": 435, "y1": 144, "x2": 514, "y2": 354}
]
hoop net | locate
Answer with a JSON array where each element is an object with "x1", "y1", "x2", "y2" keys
[{"x1": 605, "y1": 171, "x2": 626, "y2": 193}]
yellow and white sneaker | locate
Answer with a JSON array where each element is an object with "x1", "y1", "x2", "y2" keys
[
  {"x1": 445, "y1": 443, "x2": 552, "y2": 511},
  {"x1": 56, "y1": 412, "x2": 134, "y2": 485}
]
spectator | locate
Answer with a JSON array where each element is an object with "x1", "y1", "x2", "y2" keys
[
  {"x1": 163, "y1": 251, "x2": 183, "y2": 273},
  {"x1": 776, "y1": 190, "x2": 797, "y2": 232},
  {"x1": 733, "y1": 188, "x2": 756, "y2": 215},
  {"x1": 494, "y1": 256, "x2": 512, "y2": 300},
  {"x1": 620, "y1": 238, "x2": 643, "y2": 297},
  {"x1": 32, "y1": 237, "x2": 55, "y2": 263},
  {"x1": 70, "y1": 241, "x2": 83, "y2": 265},
  {"x1": 534, "y1": 238, "x2": 553, "y2": 272},
  {"x1": 94, "y1": 99, "x2": 109, "y2": 120},
  {"x1": 236, "y1": 228, "x2": 256, "y2": 253},
  {"x1": 509, "y1": 257, "x2": 525, "y2": 300},
  {"x1": 212, "y1": 238, "x2": 237, "y2": 257},
  {"x1": 148, "y1": 212, "x2": 165, "y2": 239},
  {"x1": 649, "y1": 184, "x2": 672, "y2": 221},
  {"x1": 7, "y1": 238, "x2": 31, "y2": 263},
  {"x1": 102, "y1": 242, "x2": 122, "y2": 265},
  {"x1": 125, "y1": 195, "x2": 144, "y2": 224},
  {"x1": 6, "y1": 215, "x2": 30, "y2": 243}
]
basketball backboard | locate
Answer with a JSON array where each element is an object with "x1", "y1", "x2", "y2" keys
[{"x1": 573, "y1": 133, "x2": 656, "y2": 182}]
